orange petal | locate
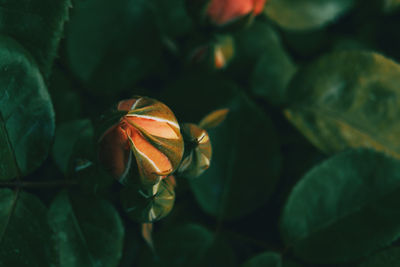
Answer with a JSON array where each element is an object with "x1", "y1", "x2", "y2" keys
[
  {"x1": 207, "y1": 0, "x2": 253, "y2": 24},
  {"x1": 126, "y1": 116, "x2": 179, "y2": 139},
  {"x1": 253, "y1": 0, "x2": 266, "y2": 15},
  {"x1": 130, "y1": 129, "x2": 172, "y2": 174},
  {"x1": 98, "y1": 125, "x2": 131, "y2": 180},
  {"x1": 118, "y1": 98, "x2": 139, "y2": 111}
]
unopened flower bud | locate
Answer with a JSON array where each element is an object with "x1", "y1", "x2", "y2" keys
[
  {"x1": 121, "y1": 177, "x2": 176, "y2": 223},
  {"x1": 98, "y1": 97, "x2": 184, "y2": 187},
  {"x1": 207, "y1": 0, "x2": 267, "y2": 25},
  {"x1": 178, "y1": 123, "x2": 212, "y2": 178}
]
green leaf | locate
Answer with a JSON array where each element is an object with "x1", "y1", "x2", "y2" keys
[
  {"x1": 67, "y1": 120, "x2": 114, "y2": 195},
  {"x1": 0, "y1": 36, "x2": 55, "y2": 181},
  {"x1": 0, "y1": 188, "x2": 56, "y2": 266},
  {"x1": 242, "y1": 252, "x2": 281, "y2": 267},
  {"x1": 359, "y1": 247, "x2": 400, "y2": 267},
  {"x1": 154, "y1": 0, "x2": 193, "y2": 37},
  {"x1": 48, "y1": 191, "x2": 125, "y2": 267},
  {"x1": 190, "y1": 95, "x2": 281, "y2": 220},
  {"x1": 285, "y1": 51, "x2": 400, "y2": 159},
  {"x1": 159, "y1": 73, "x2": 238, "y2": 123},
  {"x1": 0, "y1": 0, "x2": 71, "y2": 76},
  {"x1": 48, "y1": 68, "x2": 83, "y2": 123},
  {"x1": 280, "y1": 149, "x2": 400, "y2": 263},
  {"x1": 265, "y1": 0, "x2": 355, "y2": 30},
  {"x1": 152, "y1": 224, "x2": 236, "y2": 267},
  {"x1": 246, "y1": 22, "x2": 297, "y2": 105},
  {"x1": 383, "y1": 0, "x2": 400, "y2": 13},
  {"x1": 66, "y1": 0, "x2": 162, "y2": 94},
  {"x1": 242, "y1": 252, "x2": 302, "y2": 267},
  {"x1": 52, "y1": 119, "x2": 91, "y2": 175}
]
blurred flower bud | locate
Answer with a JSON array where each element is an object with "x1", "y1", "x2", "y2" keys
[
  {"x1": 98, "y1": 97, "x2": 184, "y2": 187},
  {"x1": 213, "y1": 35, "x2": 234, "y2": 69},
  {"x1": 188, "y1": 35, "x2": 234, "y2": 70},
  {"x1": 207, "y1": 0, "x2": 267, "y2": 25},
  {"x1": 178, "y1": 123, "x2": 212, "y2": 178},
  {"x1": 121, "y1": 177, "x2": 176, "y2": 223}
]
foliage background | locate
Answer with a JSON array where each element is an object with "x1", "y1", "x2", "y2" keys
[{"x1": 2, "y1": 0, "x2": 400, "y2": 266}]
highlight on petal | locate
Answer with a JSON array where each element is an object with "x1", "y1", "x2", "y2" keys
[
  {"x1": 125, "y1": 116, "x2": 179, "y2": 139},
  {"x1": 129, "y1": 129, "x2": 173, "y2": 175},
  {"x1": 117, "y1": 98, "x2": 139, "y2": 111}
]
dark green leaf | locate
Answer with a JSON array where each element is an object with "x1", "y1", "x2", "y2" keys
[
  {"x1": 154, "y1": 0, "x2": 193, "y2": 37},
  {"x1": 66, "y1": 0, "x2": 162, "y2": 94},
  {"x1": 242, "y1": 252, "x2": 281, "y2": 267},
  {"x1": 265, "y1": 0, "x2": 355, "y2": 30},
  {"x1": 285, "y1": 51, "x2": 400, "y2": 159},
  {"x1": 152, "y1": 224, "x2": 236, "y2": 267},
  {"x1": 190, "y1": 95, "x2": 281, "y2": 220},
  {"x1": 0, "y1": 0, "x2": 71, "y2": 76},
  {"x1": 281, "y1": 149, "x2": 400, "y2": 263},
  {"x1": 48, "y1": 191, "x2": 124, "y2": 267},
  {"x1": 48, "y1": 68, "x2": 83, "y2": 123},
  {"x1": 360, "y1": 247, "x2": 400, "y2": 267},
  {"x1": 68, "y1": 120, "x2": 114, "y2": 195},
  {"x1": 383, "y1": 0, "x2": 400, "y2": 13},
  {"x1": 0, "y1": 36, "x2": 55, "y2": 181},
  {"x1": 0, "y1": 188, "x2": 56, "y2": 266},
  {"x1": 247, "y1": 22, "x2": 297, "y2": 105},
  {"x1": 52, "y1": 119, "x2": 91, "y2": 175},
  {"x1": 242, "y1": 252, "x2": 302, "y2": 267},
  {"x1": 159, "y1": 73, "x2": 238, "y2": 123}
]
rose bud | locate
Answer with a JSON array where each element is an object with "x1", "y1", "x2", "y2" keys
[
  {"x1": 98, "y1": 97, "x2": 184, "y2": 188},
  {"x1": 188, "y1": 35, "x2": 234, "y2": 70},
  {"x1": 121, "y1": 176, "x2": 176, "y2": 223},
  {"x1": 207, "y1": 0, "x2": 267, "y2": 25},
  {"x1": 177, "y1": 123, "x2": 212, "y2": 178}
]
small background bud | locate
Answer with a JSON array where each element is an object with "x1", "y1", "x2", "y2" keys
[
  {"x1": 121, "y1": 178, "x2": 175, "y2": 223},
  {"x1": 178, "y1": 123, "x2": 212, "y2": 178}
]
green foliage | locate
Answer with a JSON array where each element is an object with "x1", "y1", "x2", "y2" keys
[
  {"x1": 0, "y1": 189, "x2": 56, "y2": 266},
  {"x1": 0, "y1": 36, "x2": 55, "y2": 181},
  {"x1": 48, "y1": 191, "x2": 124, "y2": 267},
  {"x1": 265, "y1": 0, "x2": 355, "y2": 30},
  {"x1": 359, "y1": 247, "x2": 400, "y2": 267},
  {"x1": 190, "y1": 94, "x2": 281, "y2": 220},
  {"x1": 2, "y1": 0, "x2": 400, "y2": 266},
  {"x1": 281, "y1": 149, "x2": 400, "y2": 263},
  {"x1": 52, "y1": 119, "x2": 91, "y2": 176},
  {"x1": 285, "y1": 51, "x2": 400, "y2": 159},
  {"x1": 0, "y1": 0, "x2": 71, "y2": 77},
  {"x1": 66, "y1": 0, "x2": 162, "y2": 95},
  {"x1": 242, "y1": 252, "x2": 301, "y2": 267},
  {"x1": 148, "y1": 224, "x2": 236, "y2": 267}
]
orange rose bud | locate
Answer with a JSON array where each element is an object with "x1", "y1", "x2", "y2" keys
[
  {"x1": 178, "y1": 123, "x2": 212, "y2": 178},
  {"x1": 207, "y1": 0, "x2": 267, "y2": 25},
  {"x1": 98, "y1": 97, "x2": 184, "y2": 187}
]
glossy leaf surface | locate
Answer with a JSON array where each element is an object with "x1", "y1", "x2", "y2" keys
[
  {"x1": 0, "y1": 36, "x2": 55, "y2": 181},
  {"x1": 281, "y1": 149, "x2": 400, "y2": 263},
  {"x1": 48, "y1": 191, "x2": 124, "y2": 267}
]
